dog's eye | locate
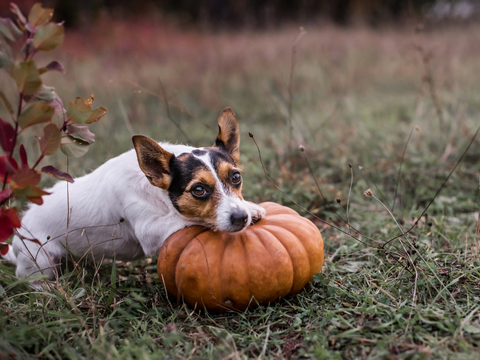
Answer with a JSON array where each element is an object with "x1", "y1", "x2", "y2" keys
[
  {"x1": 231, "y1": 172, "x2": 242, "y2": 185},
  {"x1": 191, "y1": 186, "x2": 207, "y2": 198}
]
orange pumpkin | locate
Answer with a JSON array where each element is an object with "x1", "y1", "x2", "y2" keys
[{"x1": 158, "y1": 202, "x2": 324, "y2": 312}]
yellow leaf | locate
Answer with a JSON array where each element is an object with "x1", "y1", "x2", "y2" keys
[
  {"x1": 10, "y1": 60, "x2": 42, "y2": 95},
  {"x1": 33, "y1": 23, "x2": 64, "y2": 51},
  {"x1": 18, "y1": 102, "x2": 54, "y2": 128},
  {"x1": 28, "y1": 3, "x2": 54, "y2": 27},
  {"x1": 86, "y1": 107, "x2": 107, "y2": 124}
]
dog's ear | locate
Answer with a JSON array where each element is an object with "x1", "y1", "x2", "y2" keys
[
  {"x1": 132, "y1": 135, "x2": 174, "y2": 190},
  {"x1": 214, "y1": 108, "x2": 240, "y2": 164}
]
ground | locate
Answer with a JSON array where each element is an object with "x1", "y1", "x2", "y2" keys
[{"x1": 1, "y1": 18, "x2": 480, "y2": 359}]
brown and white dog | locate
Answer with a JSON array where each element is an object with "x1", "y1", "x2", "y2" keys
[{"x1": 5, "y1": 108, "x2": 266, "y2": 281}]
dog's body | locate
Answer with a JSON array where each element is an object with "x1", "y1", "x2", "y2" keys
[{"x1": 6, "y1": 108, "x2": 265, "y2": 281}]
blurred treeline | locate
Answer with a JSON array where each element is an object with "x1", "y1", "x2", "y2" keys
[{"x1": 0, "y1": 0, "x2": 469, "y2": 28}]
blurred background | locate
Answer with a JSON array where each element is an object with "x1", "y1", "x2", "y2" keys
[
  {"x1": 1, "y1": 0, "x2": 479, "y2": 219},
  {"x1": 2, "y1": 0, "x2": 480, "y2": 27}
]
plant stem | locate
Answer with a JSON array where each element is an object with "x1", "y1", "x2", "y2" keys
[{"x1": 2, "y1": 93, "x2": 23, "y2": 191}]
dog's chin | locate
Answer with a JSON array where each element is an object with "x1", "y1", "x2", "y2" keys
[
  {"x1": 210, "y1": 222, "x2": 249, "y2": 234},
  {"x1": 187, "y1": 219, "x2": 247, "y2": 233},
  {"x1": 225, "y1": 225, "x2": 248, "y2": 234}
]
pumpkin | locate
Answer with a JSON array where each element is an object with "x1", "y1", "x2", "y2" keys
[{"x1": 158, "y1": 202, "x2": 324, "y2": 312}]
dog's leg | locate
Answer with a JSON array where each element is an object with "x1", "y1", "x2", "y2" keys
[
  {"x1": 244, "y1": 201, "x2": 266, "y2": 224},
  {"x1": 13, "y1": 237, "x2": 58, "y2": 281}
]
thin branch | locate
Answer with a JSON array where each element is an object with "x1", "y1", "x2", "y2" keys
[
  {"x1": 158, "y1": 78, "x2": 191, "y2": 144},
  {"x1": 301, "y1": 149, "x2": 347, "y2": 223},
  {"x1": 346, "y1": 163, "x2": 354, "y2": 228},
  {"x1": 392, "y1": 127, "x2": 413, "y2": 212},
  {"x1": 287, "y1": 28, "x2": 306, "y2": 145},
  {"x1": 249, "y1": 132, "x2": 381, "y2": 248},
  {"x1": 382, "y1": 124, "x2": 480, "y2": 249}
]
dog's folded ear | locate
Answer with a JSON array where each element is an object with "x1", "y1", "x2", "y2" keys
[
  {"x1": 214, "y1": 108, "x2": 240, "y2": 164},
  {"x1": 132, "y1": 135, "x2": 174, "y2": 190}
]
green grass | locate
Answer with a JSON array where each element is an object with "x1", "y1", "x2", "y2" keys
[{"x1": 1, "y1": 20, "x2": 480, "y2": 359}]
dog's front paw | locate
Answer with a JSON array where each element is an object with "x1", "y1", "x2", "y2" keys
[{"x1": 246, "y1": 202, "x2": 266, "y2": 225}]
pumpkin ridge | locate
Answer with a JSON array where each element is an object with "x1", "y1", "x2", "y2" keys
[
  {"x1": 241, "y1": 231, "x2": 253, "y2": 309},
  {"x1": 247, "y1": 226, "x2": 293, "y2": 302},
  {"x1": 217, "y1": 232, "x2": 232, "y2": 309},
  {"x1": 258, "y1": 223, "x2": 310, "y2": 293}
]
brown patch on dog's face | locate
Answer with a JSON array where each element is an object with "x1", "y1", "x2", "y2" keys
[
  {"x1": 173, "y1": 168, "x2": 219, "y2": 222},
  {"x1": 216, "y1": 162, "x2": 243, "y2": 200}
]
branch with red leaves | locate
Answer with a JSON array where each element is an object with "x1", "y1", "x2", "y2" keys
[{"x1": 0, "y1": 3, "x2": 106, "y2": 253}]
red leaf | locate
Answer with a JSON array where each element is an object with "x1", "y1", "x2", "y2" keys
[
  {"x1": 13, "y1": 186, "x2": 50, "y2": 205},
  {"x1": 0, "y1": 156, "x2": 18, "y2": 184},
  {"x1": 66, "y1": 124, "x2": 95, "y2": 144},
  {"x1": 11, "y1": 167, "x2": 41, "y2": 188},
  {"x1": 0, "y1": 243, "x2": 8, "y2": 256},
  {"x1": 45, "y1": 60, "x2": 66, "y2": 74},
  {"x1": 2, "y1": 207, "x2": 20, "y2": 228},
  {"x1": 0, "y1": 189, "x2": 12, "y2": 203},
  {"x1": 0, "y1": 118, "x2": 15, "y2": 152},
  {"x1": 0, "y1": 226, "x2": 14, "y2": 242},
  {"x1": 0, "y1": 207, "x2": 20, "y2": 242},
  {"x1": 37, "y1": 123, "x2": 61, "y2": 156},
  {"x1": 26, "y1": 196, "x2": 43, "y2": 205},
  {"x1": 41, "y1": 165, "x2": 74, "y2": 183},
  {"x1": 19, "y1": 144, "x2": 28, "y2": 168}
]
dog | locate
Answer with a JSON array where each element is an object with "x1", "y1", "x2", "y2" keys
[{"x1": 5, "y1": 108, "x2": 266, "y2": 281}]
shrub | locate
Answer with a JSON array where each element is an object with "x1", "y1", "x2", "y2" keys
[{"x1": 0, "y1": 3, "x2": 106, "y2": 254}]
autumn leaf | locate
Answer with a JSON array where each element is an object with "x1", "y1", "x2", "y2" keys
[
  {"x1": 10, "y1": 3, "x2": 27, "y2": 27},
  {"x1": 18, "y1": 101, "x2": 54, "y2": 129},
  {"x1": 86, "y1": 107, "x2": 107, "y2": 124},
  {"x1": 28, "y1": 3, "x2": 54, "y2": 27},
  {"x1": 38, "y1": 60, "x2": 66, "y2": 74},
  {"x1": 0, "y1": 244, "x2": 8, "y2": 256},
  {"x1": 0, "y1": 18, "x2": 22, "y2": 42},
  {"x1": 37, "y1": 123, "x2": 61, "y2": 156},
  {"x1": 0, "y1": 156, "x2": 18, "y2": 184},
  {"x1": 0, "y1": 90, "x2": 14, "y2": 115},
  {"x1": 11, "y1": 60, "x2": 42, "y2": 95},
  {"x1": 0, "y1": 189, "x2": 12, "y2": 203},
  {"x1": 0, "y1": 207, "x2": 20, "y2": 242},
  {"x1": 66, "y1": 96, "x2": 94, "y2": 124},
  {"x1": 32, "y1": 22, "x2": 64, "y2": 51},
  {"x1": 11, "y1": 167, "x2": 41, "y2": 188},
  {"x1": 67, "y1": 124, "x2": 95, "y2": 144},
  {"x1": 41, "y1": 165, "x2": 74, "y2": 183},
  {"x1": 60, "y1": 136, "x2": 90, "y2": 158},
  {"x1": 13, "y1": 185, "x2": 50, "y2": 205},
  {"x1": 0, "y1": 117, "x2": 15, "y2": 152},
  {"x1": 19, "y1": 144, "x2": 28, "y2": 168},
  {"x1": 32, "y1": 85, "x2": 56, "y2": 103}
]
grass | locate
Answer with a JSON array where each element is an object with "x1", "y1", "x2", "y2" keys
[{"x1": 1, "y1": 17, "x2": 480, "y2": 359}]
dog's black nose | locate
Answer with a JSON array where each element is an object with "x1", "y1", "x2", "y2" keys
[{"x1": 230, "y1": 212, "x2": 248, "y2": 228}]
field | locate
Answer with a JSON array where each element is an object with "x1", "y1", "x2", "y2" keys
[{"x1": 1, "y1": 17, "x2": 480, "y2": 359}]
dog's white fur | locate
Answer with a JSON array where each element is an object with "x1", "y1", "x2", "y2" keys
[{"x1": 7, "y1": 142, "x2": 265, "y2": 281}]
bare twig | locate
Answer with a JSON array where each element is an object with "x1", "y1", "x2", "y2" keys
[
  {"x1": 417, "y1": 46, "x2": 444, "y2": 131},
  {"x1": 249, "y1": 132, "x2": 381, "y2": 248},
  {"x1": 301, "y1": 148, "x2": 347, "y2": 224},
  {"x1": 383, "y1": 124, "x2": 480, "y2": 249},
  {"x1": 287, "y1": 27, "x2": 306, "y2": 145},
  {"x1": 346, "y1": 163, "x2": 354, "y2": 229},
  {"x1": 392, "y1": 127, "x2": 413, "y2": 212},
  {"x1": 158, "y1": 78, "x2": 191, "y2": 144}
]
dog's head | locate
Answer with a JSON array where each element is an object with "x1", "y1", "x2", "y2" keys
[{"x1": 132, "y1": 108, "x2": 251, "y2": 232}]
